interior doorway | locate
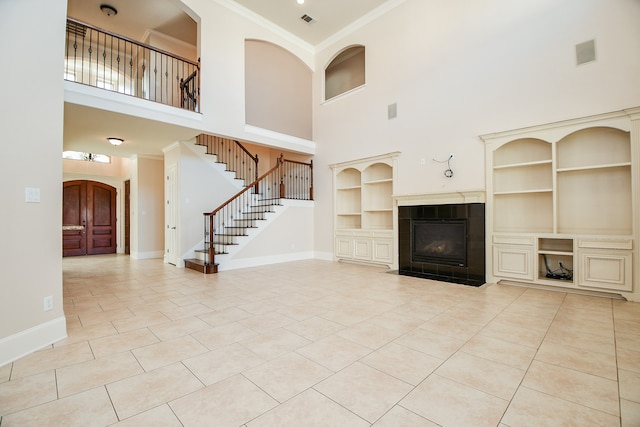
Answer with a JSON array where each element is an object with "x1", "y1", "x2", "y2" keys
[{"x1": 63, "y1": 180, "x2": 117, "y2": 257}]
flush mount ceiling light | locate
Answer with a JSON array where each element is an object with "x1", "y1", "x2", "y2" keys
[
  {"x1": 100, "y1": 4, "x2": 117, "y2": 17},
  {"x1": 107, "y1": 137, "x2": 123, "y2": 146}
]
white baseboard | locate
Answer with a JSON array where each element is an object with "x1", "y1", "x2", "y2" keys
[
  {"x1": 218, "y1": 251, "x2": 316, "y2": 271},
  {"x1": 0, "y1": 316, "x2": 67, "y2": 368},
  {"x1": 131, "y1": 250, "x2": 164, "y2": 260},
  {"x1": 313, "y1": 251, "x2": 335, "y2": 261}
]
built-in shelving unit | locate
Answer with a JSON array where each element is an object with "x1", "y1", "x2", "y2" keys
[
  {"x1": 331, "y1": 152, "x2": 399, "y2": 267},
  {"x1": 537, "y1": 238, "x2": 574, "y2": 285},
  {"x1": 482, "y1": 109, "x2": 640, "y2": 299},
  {"x1": 362, "y1": 163, "x2": 393, "y2": 230},
  {"x1": 336, "y1": 167, "x2": 362, "y2": 229}
]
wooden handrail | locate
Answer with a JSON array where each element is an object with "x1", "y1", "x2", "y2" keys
[
  {"x1": 202, "y1": 154, "x2": 313, "y2": 267},
  {"x1": 234, "y1": 139, "x2": 259, "y2": 188},
  {"x1": 235, "y1": 140, "x2": 258, "y2": 164},
  {"x1": 196, "y1": 134, "x2": 259, "y2": 186},
  {"x1": 205, "y1": 159, "x2": 281, "y2": 217}
]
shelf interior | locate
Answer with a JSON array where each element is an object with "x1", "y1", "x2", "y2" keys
[
  {"x1": 494, "y1": 138, "x2": 551, "y2": 167},
  {"x1": 556, "y1": 127, "x2": 631, "y2": 170}
]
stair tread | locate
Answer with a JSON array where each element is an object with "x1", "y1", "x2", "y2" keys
[
  {"x1": 184, "y1": 258, "x2": 218, "y2": 274},
  {"x1": 184, "y1": 258, "x2": 215, "y2": 264},
  {"x1": 194, "y1": 248, "x2": 231, "y2": 253}
]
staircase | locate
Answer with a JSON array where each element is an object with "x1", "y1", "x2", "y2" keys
[
  {"x1": 183, "y1": 134, "x2": 313, "y2": 274},
  {"x1": 183, "y1": 195, "x2": 282, "y2": 274}
]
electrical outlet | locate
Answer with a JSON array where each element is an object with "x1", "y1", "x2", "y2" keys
[{"x1": 43, "y1": 296, "x2": 53, "y2": 311}]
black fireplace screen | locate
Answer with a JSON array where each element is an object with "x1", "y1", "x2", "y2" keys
[{"x1": 412, "y1": 219, "x2": 467, "y2": 267}]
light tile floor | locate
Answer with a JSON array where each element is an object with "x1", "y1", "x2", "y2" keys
[{"x1": 1, "y1": 255, "x2": 640, "y2": 426}]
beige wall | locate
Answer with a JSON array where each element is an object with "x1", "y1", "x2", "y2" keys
[
  {"x1": 175, "y1": 142, "x2": 241, "y2": 261},
  {"x1": 131, "y1": 156, "x2": 165, "y2": 258},
  {"x1": 63, "y1": 156, "x2": 131, "y2": 178},
  {"x1": 245, "y1": 40, "x2": 312, "y2": 140},
  {"x1": 0, "y1": 0, "x2": 67, "y2": 365},
  {"x1": 311, "y1": 0, "x2": 640, "y2": 256},
  {"x1": 143, "y1": 30, "x2": 198, "y2": 63}
]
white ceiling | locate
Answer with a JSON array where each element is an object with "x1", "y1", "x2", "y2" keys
[
  {"x1": 63, "y1": 103, "x2": 200, "y2": 159},
  {"x1": 66, "y1": 0, "x2": 197, "y2": 45},
  {"x1": 233, "y1": 0, "x2": 392, "y2": 46},
  {"x1": 64, "y1": 0, "x2": 397, "y2": 158}
]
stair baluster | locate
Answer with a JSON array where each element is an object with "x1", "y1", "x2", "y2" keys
[{"x1": 185, "y1": 138, "x2": 314, "y2": 274}]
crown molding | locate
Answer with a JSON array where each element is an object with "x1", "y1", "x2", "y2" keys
[
  {"x1": 315, "y1": 0, "x2": 407, "y2": 52},
  {"x1": 213, "y1": 0, "x2": 315, "y2": 54}
]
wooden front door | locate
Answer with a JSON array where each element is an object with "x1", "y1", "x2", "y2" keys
[{"x1": 63, "y1": 180, "x2": 117, "y2": 257}]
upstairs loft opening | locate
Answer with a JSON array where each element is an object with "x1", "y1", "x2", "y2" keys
[{"x1": 65, "y1": 0, "x2": 199, "y2": 112}]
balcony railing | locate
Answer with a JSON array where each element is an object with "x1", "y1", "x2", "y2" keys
[{"x1": 64, "y1": 18, "x2": 200, "y2": 112}]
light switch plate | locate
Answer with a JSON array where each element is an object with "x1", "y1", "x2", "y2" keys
[{"x1": 25, "y1": 187, "x2": 41, "y2": 203}]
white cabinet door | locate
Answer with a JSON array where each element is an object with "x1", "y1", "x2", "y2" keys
[
  {"x1": 353, "y1": 238, "x2": 372, "y2": 260},
  {"x1": 493, "y1": 245, "x2": 534, "y2": 280},
  {"x1": 372, "y1": 238, "x2": 393, "y2": 264},
  {"x1": 335, "y1": 236, "x2": 353, "y2": 259},
  {"x1": 578, "y1": 249, "x2": 632, "y2": 291}
]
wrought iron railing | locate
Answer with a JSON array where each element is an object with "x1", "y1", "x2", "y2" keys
[
  {"x1": 64, "y1": 18, "x2": 200, "y2": 112},
  {"x1": 203, "y1": 154, "x2": 313, "y2": 266},
  {"x1": 280, "y1": 157, "x2": 314, "y2": 200},
  {"x1": 195, "y1": 134, "x2": 259, "y2": 187}
]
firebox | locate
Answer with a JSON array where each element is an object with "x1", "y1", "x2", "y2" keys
[
  {"x1": 413, "y1": 219, "x2": 467, "y2": 267},
  {"x1": 399, "y1": 203, "x2": 485, "y2": 286}
]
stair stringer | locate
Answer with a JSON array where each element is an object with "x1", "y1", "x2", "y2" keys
[
  {"x1": 190, "y1": 203, "x2": 280, "y2": 268},
  {"x1": 185, "y1": 141, "x2": 246, "y2": 190},
  {"x1": 177, "y1": 141, "x2": 249, "y2": 267}
]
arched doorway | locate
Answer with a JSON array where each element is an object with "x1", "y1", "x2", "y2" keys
[{"x1": 63, "y1": 180, "x2": 117, "y2": 257}]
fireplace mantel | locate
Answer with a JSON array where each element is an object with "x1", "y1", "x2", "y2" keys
[{"x1": 393, "y1": 190, "x2": 485, "y2": 207}]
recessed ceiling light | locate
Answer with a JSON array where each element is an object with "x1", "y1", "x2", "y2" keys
[{"x1": 297, "y1": 0, "x2": 304, "y2": 4}]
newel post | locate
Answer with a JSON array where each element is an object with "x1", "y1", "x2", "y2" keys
[
  {"x1": 309, "y1": 159, "x2": 314, "y2": 200},
  {"x1": 254, "y1": 154, "x2": 260, "y2": 193},
  {"x1": 207, "y1": 214, "x2": 215, "y2": 265},
  {"x1": 279, "y1": 154, "x2": 285, "y2": 199},
  {"x1": 179, "y1": 77, "x2": 185, "y2": 108}
]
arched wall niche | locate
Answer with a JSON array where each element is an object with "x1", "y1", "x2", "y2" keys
[
  {"x1": 244, "y1": 39, "x2": 312, "y2": 140},
  {"x1": 324, "y1": 45, "x2": 365, "y2": 101}
]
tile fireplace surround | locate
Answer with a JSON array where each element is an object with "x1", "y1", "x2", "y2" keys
[{"x1": 394, "y1": 191, "x2": 486, "y2": 287}]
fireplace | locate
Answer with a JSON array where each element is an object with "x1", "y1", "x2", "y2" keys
[
  {"x1": 399, "y1": 203, "x2": 485, "y2": 286},
  {"x1": 413, "y1": 219, "x2": 467, "y2": 266}
]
